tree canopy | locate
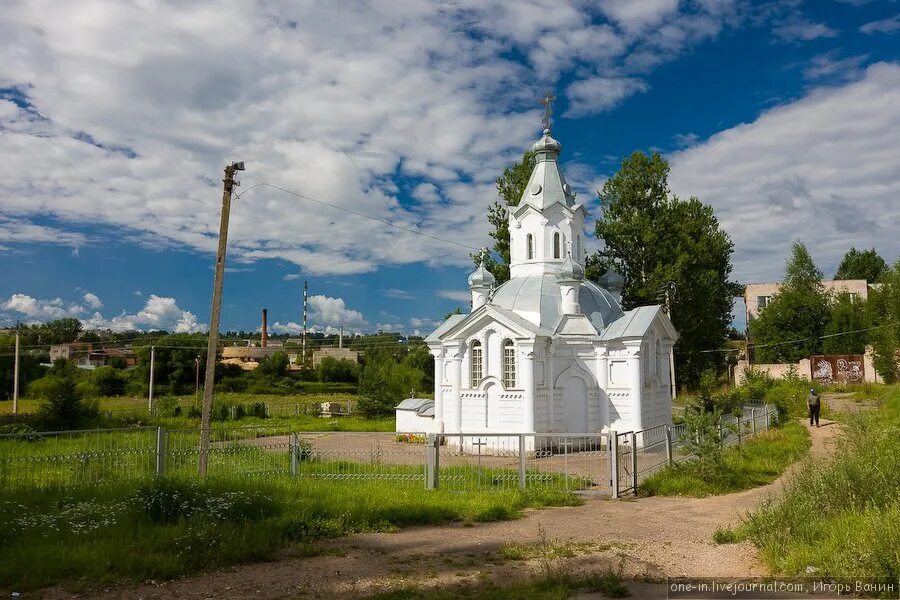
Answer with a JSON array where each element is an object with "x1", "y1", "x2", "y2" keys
[
  {"x1": 834, "y1": 247, "x2": 888, "y2": 283},
  {"x1": 594, "y1": 151, "x2": 739, "y2": 387},
  {"x1": 478, "y1": 150, "x2": 535, "y2": 284}
]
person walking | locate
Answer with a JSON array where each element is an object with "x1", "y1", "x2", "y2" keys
[{"x1": 807, "y1": 388, "x2": 821, "y2": 427}]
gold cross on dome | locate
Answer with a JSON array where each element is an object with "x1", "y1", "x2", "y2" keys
[{"x1": 539, "y1": 90, "x2": 556, "y2": 131}]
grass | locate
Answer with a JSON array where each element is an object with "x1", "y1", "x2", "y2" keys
[
  {"x1": 638, "y1": 420, "x2": 811, "y2": 497},
  {"x1": 725, "y1": 384, "x2": 900, "y2": 580},
  {"x1": 0, "y1": 476, "x2": 580, "y2": 592}
]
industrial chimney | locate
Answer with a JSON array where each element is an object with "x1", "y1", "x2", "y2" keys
[{"x1": 261, "y1": 308, "x2": 268, "y2": 347}]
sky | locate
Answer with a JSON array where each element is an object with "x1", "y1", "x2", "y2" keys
[{"x1": 1, "y1": 0, "x2": 898, "y2": 337}]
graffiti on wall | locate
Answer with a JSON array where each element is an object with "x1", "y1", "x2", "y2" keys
[{"x1": 810, "y1": 355, "x2": 864, "y2": 384}]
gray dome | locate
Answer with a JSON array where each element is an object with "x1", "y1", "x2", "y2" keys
[
  {"x1": 490, "y1": 274, "x2": 624, "y2": 333},
  {"x1": 468, "y1": 263, "x2": 496, "y2": 288},
  {"x1": 556, "y1": 256, "x2": 584, "y2": 281}
]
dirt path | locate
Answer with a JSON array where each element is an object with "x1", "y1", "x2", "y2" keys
[{"x1": 42, "y1": 420, "x2": 840, "y2": 600}]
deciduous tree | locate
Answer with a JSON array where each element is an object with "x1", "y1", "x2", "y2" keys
[{"x1": 835, "y1": 247, "x2": 888, "y2": 283}]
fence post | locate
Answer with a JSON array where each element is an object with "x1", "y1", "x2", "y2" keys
[
  {"x1": 518, "y1": 434, "x2": 526, "y2": 490},
  {"x1": 765, "y1": 405, "x2": 771, "y2": 430},
  {"x1": 665, "y1": 426, "x2": 673, "y2": 466},
  {"x1": 751, "y1": 408, "x2": 757, "y2": 435},
  {"x1": 290, "y1": 432, "x2": 299, "y2": 476},
  {"x1": 630, "y1": 431, "x2": 638, "y2": 493},
  {"x1": 265, "y1": 403, "x2": 271, "y2": 418},
  {"x1": 155, "y1": 426, "x2": 168, "y2": 477},
  {"x1": 425, "y1": 434, "x2": 439, "y2": 490},
  {"x1": 609, "y1": 430, "x2": 619, "y2": 499},
  {"x1": 737, "y1": 415, "x2": 742, "y2": 445}
]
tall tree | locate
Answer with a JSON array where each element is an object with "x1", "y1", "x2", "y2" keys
[
  {"x1": 822, "y1": 294, "x2": 868, "y2": 355},
  {"x1": 477, "y1": 151, "x2": 535, "y2": 284},
  {"x1": 866, "y1": 261, "x2": 900, "y2": 382},
  {"x1": 594, "y1": 151, "x2": 739, "y2": 387},
  {"x1": 834, "y1": 247, "x2": 888, "y2": 283},
  {"x1": 750, "y1": 242, "x2": 829, "y2": 363}
]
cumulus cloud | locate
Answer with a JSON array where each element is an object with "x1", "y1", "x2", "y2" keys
[
  {"x1": 381, "y1": 288, "x2": 415, "y2": 300},
  {"x1": 0, "y1": 0, "x2": 743, "y2": 275},
  {"x1": 565, "y1": 76, "x2": 649, "y2": 118},
  {"x1": 80, "y1": 295, "x2": 205, "y2": 333},
  {"x1": 1, "y1": 294, "x2": 83, "y2": 320},
  {"x1": 83, "y1": 292, "x2": 103, "y2": 309},
  {"x1": 772, "y1": 16, "x2": 838, "y2": 43},
  {"x1": 307, "y1": 295, "x2": 367, "y2": 327},
  {"x1": 668, "y1": 62, "x2": 900, "y2": 283}
]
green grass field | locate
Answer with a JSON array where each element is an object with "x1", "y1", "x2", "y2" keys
[
  {"x1": 638, "y1": 420, "x2": 811, "y2": 497},
  {"x1": 729, "y1": 384, "x2": 900, "y2": 580},
  {"x1": 0, "y1": 476, "x2": 580, "y2": 591}
]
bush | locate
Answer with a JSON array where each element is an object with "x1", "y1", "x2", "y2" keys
[
  {"x1": 91, "y1": 366, "x2": 127, "y2": 397},
  {"x1": 155, "y1": 396, "x2": 181, "y2": 418},
  {"x1": 37, "y1": 374, "x2": 98, "y2": 429}
]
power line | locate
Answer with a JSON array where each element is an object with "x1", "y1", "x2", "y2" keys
[{"x1": 697, "y1": 322, "x2": 898, "y2": 354}]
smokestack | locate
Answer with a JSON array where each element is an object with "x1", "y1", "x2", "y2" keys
[
  {"x1": 339, "y1": 325, "x2": 343, "y2": 349},
  {"x1": 261, "y1": 308, "x2": 268, "y2": 347}
]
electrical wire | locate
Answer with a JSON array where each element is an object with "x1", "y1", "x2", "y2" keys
[{"x1": 696, "y1": 322, "x2": 898, "y2": 354}]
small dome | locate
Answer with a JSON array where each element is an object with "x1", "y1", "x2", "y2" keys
[
  {"x1": 531, "y1": 129, "x2": 561, "y2": 155},
  {"x1": 598, "y1": 268, "x2": 624, "y2": 293},
  {"x1": 556, "y1": 255, "x2": 584, "y2": 282},
  {"x1": 468, "y1": 262, "x2": 496, "y2": 288}
]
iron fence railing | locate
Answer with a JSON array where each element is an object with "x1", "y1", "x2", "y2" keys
[{"x1": 0, "y1": 405, "x2": 775, "y2": 496}]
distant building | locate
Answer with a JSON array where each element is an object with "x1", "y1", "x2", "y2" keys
[
  {"x1": 312, "y1": 348, "x2": 360, "y2": 367},
  {"x1": 221, "y1": 346, "x2": 299, "y2": 370},
  {"x1": 49, "y1": 343, "x2": 136, "y2": 369},
  {"x1": 744, "y1": 279, "x2": 870, "y2": 322},
  {"x1": 50, "y1": 342, "x2": 93, "y2": 362}
]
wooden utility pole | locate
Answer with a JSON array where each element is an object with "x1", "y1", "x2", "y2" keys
[
  {"x1": 198, "y1": 161, "x2": 243, "y2": 476},
  {"x1": 12, "y1": 331, "x2": 19, "y2": 415}
]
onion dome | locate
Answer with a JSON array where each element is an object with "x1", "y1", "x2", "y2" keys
[
  {"x1": 556, "y1": 255, "x2": 584, "y2": 282},
  {"x1": 531, "y1": 128, "x2": 561, "y2": 156},
  {"x1": 468, "y1": 262, "x2": 496, "y2": 289}
]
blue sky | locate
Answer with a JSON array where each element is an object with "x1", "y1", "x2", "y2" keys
[{"x1": 1, "y1": 0, "x2": 898, "y2": 336}]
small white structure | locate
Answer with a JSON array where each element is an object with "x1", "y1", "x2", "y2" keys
[{"x1": 397, "y1": 123, "x2": 678, "y2": 443}]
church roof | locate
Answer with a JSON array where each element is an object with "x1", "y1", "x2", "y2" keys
[
  {"x1": 516, "y1": 129, "x2": 577, "y2": 213},
  {"x1": 599, "y1": 305, "x2": 678, "y2": 341},
  {"x1": 490, "y1": 274, "x2": 624, "y2": 334},
  {"x1": 395, "y1": 398, "x2": 435, "y2": 417},
  {"x1": 425, "y1": 313, "x2": 466, "y2": 343}
]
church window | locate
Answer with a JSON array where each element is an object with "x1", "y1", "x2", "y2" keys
[
  {"x1": 502, "y1": 339, "x2": 516, "y2": 388},
  {"x1": 553, "y1": 232, "x2": 560, "y2": 259},
  {"x1": 470, "y1": 340, "x2": 483, "y2": 387},
  {"x1": 526, "y1": 234, "x2": 534, "y2": 260}
]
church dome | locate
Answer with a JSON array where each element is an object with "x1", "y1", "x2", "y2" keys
[
  {"x1": 490, "y1": 274, "x2": 624, "y2": 333},
  {"x1": 531, "y1": 129, "x2": 561, "y2": 155},
  {"x1": 468, "y1": 262, "x2": 496, "y2": 288},
  {"x1": 556, "y1": 255, "x2": 584, "y2": 281}
]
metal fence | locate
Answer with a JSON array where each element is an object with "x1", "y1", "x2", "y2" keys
[{"x1": 1, "y1": 405, "x2": 775, "y2": 496}]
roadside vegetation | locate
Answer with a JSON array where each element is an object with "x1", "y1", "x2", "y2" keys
[
  {"x1": 0, "y1": 477, "x2": 579, "y2": 592},
  {"x1": 719, "y1": 384, "x2": 900, "y2": 580}
]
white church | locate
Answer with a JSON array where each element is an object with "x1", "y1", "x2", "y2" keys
[{"x1": 396, "y1": 120, "x2": 678, "y2": 442}]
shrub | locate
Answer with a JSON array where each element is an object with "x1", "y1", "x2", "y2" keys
[
  {"x1": 155, "y1": 396, "x2": 181, "y2": 418},
  {"x1": 91, "y1": 366, "x2": 126, "y2": 397},
  {"x1": 37, "y1": 373, "x2": 98, "y2": 429}
]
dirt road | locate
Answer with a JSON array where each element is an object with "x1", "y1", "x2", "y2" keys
[{"x1": 43, "y1": 420, "x2": 839, "y2": 600}]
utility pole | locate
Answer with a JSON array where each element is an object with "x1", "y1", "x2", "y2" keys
[
  {"x1": 195, "y1": 355, "x2": 201, "y2": 399},
  {"x1": 302, "y1": 280, "x2": 308, "y2": 365},
  {"x1": 148, "y1": 345, "x2": 155, "y2": 412},
  {"x1": 198, "y1": 161, "x2": 244, "y2": 477},
  {"x1": 12, "y1": 330, "x2": 19, "y2": 415}
]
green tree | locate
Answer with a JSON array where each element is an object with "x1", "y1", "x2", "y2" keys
[
  {"x1": 750, "y1": 242, "x2": 829, "y2": 363},
  {"x1": 42, "y1": 318, "x2": 84, "y2": 344},
  {"x1": 834, "y1": 247, "x2": 888, "y2": 283},
  {"x1": 822, "y1": 294, "x2": 868, "y2": 355},
  {"x1": 91, "y1": 365, "x2": 127, "y2": 396},
  {"x1": 38, "y1": 370, "x2": 98, "y2": 428},
  {"x1": 866, "y1": 261, "x2": 900, "y2": 382},
  {"x1": 357, "y1": 349, "x2": 423, "y2": 418},
  {"x1": 594, "y1": 151, "x2": 739, "y2": 387},
  {"x1": 477, "y1": 151, "x2": 535, "y2": 284},
  {"x1": 315, "y1": 357, "x2": 359, "y2": 383},
  {"x1": 256, "y1": 351, "x2": 289, "y2": 377}
]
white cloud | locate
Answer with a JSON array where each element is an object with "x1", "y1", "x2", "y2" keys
[
  {"x1": 565, "y1": 76, "x2": 649, "y2": 118},
  {"x1": 81, "y1": 295, "x2": 205, "y2": 333},
  {"x1": 437, "y1": 290, "x2": 471, "y2": 303},
  {"x1": 772, "y1": 17, "x2": 838, "y2": 42},
  {"x1": 382, "y1": 288, "x2": 415, "y2": 300},
  {"x1": 307, "y1": 294, "x2": 367, "y2": 327},
  {"x1": 0, "y1": 0, "x2": 742, "y2": 276},
  {"x1": 804, "y1": 53, "x2": 869, "y2": 81},
  {"x1": 409, "y1": 317, "x2": 440, "y2": 329},
  {"x1": 2, "y1": 294, "x2": 84, "y2": 320},
  {"x1": 83, "y1": 292, "x2": 103, "y2": 309},
  {"x1": 669, "y1": 62, "x2": 900, "y2": 283},
  {"x1": 860, "y1": 15, "x2": 900, "y2": 35}
]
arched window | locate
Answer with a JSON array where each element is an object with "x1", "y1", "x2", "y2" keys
[
  {"x1": 553, "y1": 232, "x2": 560, "y2": 259},
  {"x1": 526, "y1": 234, "x2": 534, "y2": 260},
  {"x1": 470, "y1": 340, "x2": 483, "y2": 388},
  {"x1": 502, "y1": 339, "x2": 516, "y2": 388}
]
